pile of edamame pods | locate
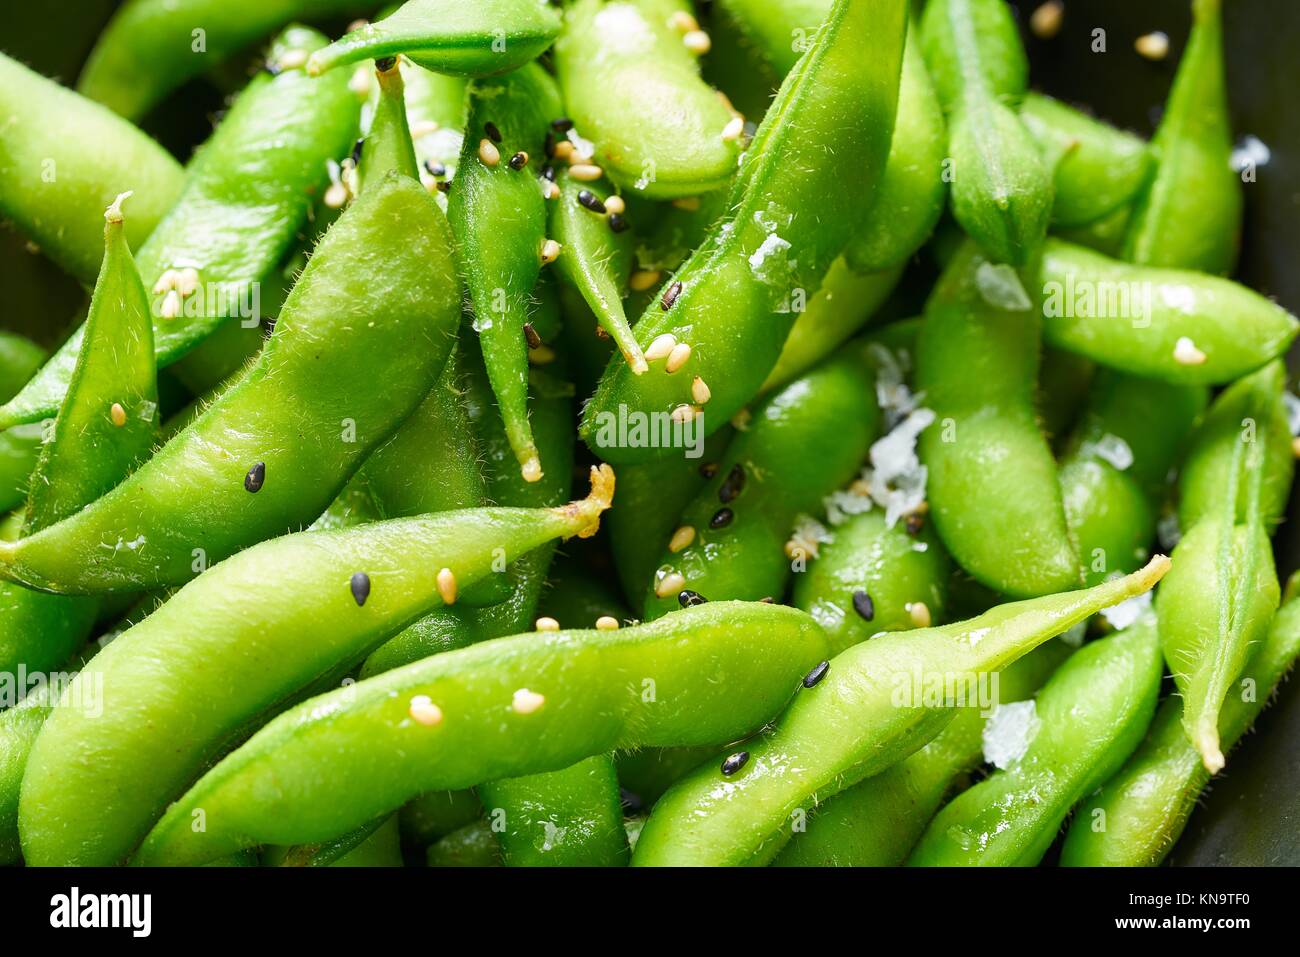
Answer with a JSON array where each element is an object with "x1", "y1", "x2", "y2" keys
[{"x1": 0, "y1": 0, "x2": 1295, "y2": 869}]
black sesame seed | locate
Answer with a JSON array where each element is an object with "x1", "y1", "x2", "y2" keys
[
  {"x1": 678, "y1": 589, "x2": 708, "y2": 608},
  {"x1": 544, "y1": 132, "x2": 556, "y2": 157},
  {"x1": 802, "y1": 660, "x2": 830, "y2": 688},
  {"x1": 523, "y1": 323, "x2": 542, "y2": 350},
  {"x1": 484, "y1": 121, "x2": 502, "y2": 143},
  {"x1": 509, "y1": 151, "x2": 528, "y2": 170},
  {"x1": 244, "y1": 462, "x2": 266, "y2": 493},
  {"x1": 424, "y1": 160, "x2": 447, "y2": 178},
  {"x1": 718, "y1": 464, "x2": 746, "y2": 503},
  {"x1": 608, "y1": 213, "x2": 629, "y2": 233},
  {"x1": 541, "y1": 164, "x2": 557, "y2": 182},
  {"x1": 721, "y1": 751, "x2": 750, "y2": 776},
  {"x1": 699, "y1": 462, "x2": 719, "y2": 480},
  {"x1": 374, "y1": 56, "x2": 398, "y2": 72},
  {"x1": 436, "y1": 181, "x2": 451, "y2": 194},
  {"x1": 709, "y1": 507, "x2": 734, "y2": 530},
  {"x1": 350, "y1": 571, "x2": 371, "y2": 607},
  {"x1": 350, "y1": 139, "x2": 364, "y2": 165},
  {"x1": 577, "y1": 189, "x2": 606, "y2": 214},
  {"x1": 905, "y1": 512, "x2": 926, "y2": 535},
  {"x1": 852, "y1": 589, "x2": 875, "y2": 621},
  {"x1": 551, "y1": 117, "x2": 574, "y2": 132},
  {"x1": 661, "y1": 281, "x2": 683, "y2": 310}
]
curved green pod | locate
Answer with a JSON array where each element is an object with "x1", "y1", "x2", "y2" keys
[
  {"x1": 1122, "y1": 0, "x2": 1241, "y2": 275},
  {"x1": 642, "y1": 351, "x2": 880, "y2": 620},
  {"x1": 0, "y1": 173, "x2": 460, "y2": 594},
  {"x1": 1020, "y1": 92, "x2": 1152, "y2": 229},
  {"x1": 307, "y1": 0, "x2": 561, "y2": 79},
  {"x1": 2, "y1": 26, "x2": 362, "y2": 431},
  {"x1": 18, "y1": 468, "x2": 614, "y2": 866},
  {"x1": 771, "y1": 641, "x2": 1071, "y2": 867},
  {"x1": 1062, "y1": 582, "x2": 1300, "y2": 866},
  {"x1": 1039, "y1": 239, "x2": 1298, "y2": 386},
  {"x1": 919, "y1": 0, "x2": 1052, "y2": 265},
  {"x1": 0, "y1": 52, "x2": 183, "y2": 284},
  {"x1": 554, "y1": 0, "x2": 741, "y2": 199},
  {"x1": 630, "y1": 558, "x2": 1168, "y2": 866},
  {"x1": 580, "y1": 0, "x2": 905, "y2": 462},
  {"x1": 792, "y1": 509, "x2": 952, "y2": 656},
  {"x1": 0, "y1": 684, "x2": 53, "y2": 865},
  {"x1": 907, "y1": 617, "x2": 1163, "y2": 866},
  {"x1": 917, "y1": 242, "x2": 1079, "y2": 598},
  {"x1": 134, "y1": 601, "x2": 829, "y2": 866}
]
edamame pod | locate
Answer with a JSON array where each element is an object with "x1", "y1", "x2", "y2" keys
[
  {"x1": 919, "y1": 0, "x2": 1052, "y2": 265},
  {"x1": 134, "y1": 601, "x2": 829, "y2": 866},
  {"x1": 0, "y1": 172, "x2": 461, "y2": 594},
  {"x1": 0, "y1": 685, "x2": 53, "y2": 865},
  {"x1": 630, "y1": 557, "x2": 1169, "y2": 865},
  {"x1": 580, "y1": 0, "x2": 906, "y2": 462},
  {"x1": 771, "y1": 641, "x2": 1071, "y2": 866},
  {"x1": 643, "y1": 351, "x2": 881, "y2": 619},
  {"x1": 0, "y1": 52, "x2": 183, "y2": 283},
  {"x1": 19, "y1": 467, "x2": 615, "y2": 865},
  {"x1": 907, "y1": 616, "x2": 1163, "y2": 866},
  {"x1": 449, "y1": 63, "x2": 562, "y2": 483},
  {"x1": 1039, "y1": 239, "x2": 1298, "y2": 387},
  {"x1": 2, "y1": 27, "x2": 362, "y2": 430},
  {"x1": 426, "y1": 820, "x2": 503, "y2": 867},
  {"x1": 554, "y1": 0, "x2": 741, "y2": 199},
  {"x1": 307, "y1": 0, "x2": 562, "y2": 79},
  {"x1": 1122, "y1": 0, "x2": 1241, "y2": 275},
  {"x1": 917, "y1": 242, "x2": 1080, "y2": 598},
  {"x1": 1061, "y1": 579, "x2": 1300, "y2": 866}
]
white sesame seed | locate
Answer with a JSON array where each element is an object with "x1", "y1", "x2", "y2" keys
[
  {"x1": 665, "y1": 341, "x2": 692, "y2": 373},
  {"x1": 721, "y1": 116, "x2": 745, "y2": 142},
  {"x1": 908, "y1": 601, "x2": 932, "y2": 628},
  {"x1": 521, "y1": 456, "x2": 544, "y2": 483},
  {"x1": 409, "y1": 120, "x2": 441, "y2": 139},
  {"x1": 691, "y1": 376, "x2": 711, "y2": 404},
  {"x1": 1030, "y1": 1, "x2": 1064, "y2": 39},
  {"x1": 109, "y1": 402, "x2": 127, "y2": 427},
  {"x1": 669, "y1": 526, "x2": 696, "y2": 553},
  {"x1": 595, "y1": 616, "x2": 620, "y2": 631},
  {"x1": 528, "y1": 344, "x2": 556, "y2": 364},
  {"x1": 348, "y1": 64, "x2": 372, "y2": 98},
  {"x1": 436, "y1": 567, "x2": 457, "y2": 605},
  {"x1": 655, "y1": 571, "x2": 687, "y2": 598},
  {"x1": 645, "y1": 333, "x2": 678, "y2": 362},
  {"x1": 553, "y1": 140, "x2": 575, "y2": 162},
  {"x1": 479, "y1": 139, "x2": 501, "y2": 167},
  {"x1": 160, "y1": 290, "x2": 182, "y2": 319},
  {"x1": 278, "y1": 49, "x2": 309, "y2": 70},
  {"x1": 668, "y1": 11, "x2": 699, "y2": 33},
  {"x1": 1173, "y1": 336, "x2": 1207, "y2": 366},
  {"x1": 540, "y1": 239, "x2": 563, "y2": 264},
  {"x1": 1135, "y1": 31, "x2": 1170, "y2": 61},
  {"x1": 604, "y1": 194, "x2": 626, "y2": 215},
  {"x1": 512, "y1": 688, "x2": 545, "y2": 714},
  {"x1": 670, "y1": 404, "x2": 701, "y2": 424},
  {"x1": 324, "y1": 181, "x2": 350, "y2": 209},
  {"x1": 568, "y1": 163, "x2": 604, "y2": 181},
  {"x1": 176, "y1": 267, "x2": 200, "y2": 297},
  {"x1": 629, "y1": 270, "x2": 662, "y2": 291},
  {"x1": 535, "y1": 616, "x2": 560, "y2": 632},
  {"x1": 673, "y1": 197, "x2": 702, "y2": 212},
  {"x1": 152, "y1": 269, "x2": 179, "y2": 296},
  {"x1": 408, "y1": 695, "x2": 443, "y2": 727},
  {"x1": 682, "y1": 29, "x2": 711, "y2": 55}
]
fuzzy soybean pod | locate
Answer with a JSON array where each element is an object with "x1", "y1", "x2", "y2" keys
[
  {"x1": 1019, "y1": 93, "x2": 1153, "y2": 229},
  {"x1": 18, "y1": 467, "x2": 615, "y2": 866},
  {"x1": 1156, "y1": 361, "x2": 1294, "y2": 773},
  {"x1": 550, "y1": 169, "x2": 647, "y2": 373},
  {"x1": 0, "y1": 173, "x2": 460, "y2": 595},
  {"x1": 1123, "y1": 0, "x2": 1241, "y2": 275},
  {"x1": 907, "y1": 616, "x2": 1164, "y2": 866},
  {"x1": 631, "y1": 558, "x2": 1169, "y2": 866},
  {"x1": 0, "y1": 53, "x2": 183, "y2": 284},
  {"x1": 554, "y1": 0, "x2": 741, "y2": 199},
  {"x1": 449, "y1": 63, "x2": 562, "y2": 484},
  {"x1": 772, "y1": 641, "x2": 1071, "y2": 866},
  {"x1": 307, "y1": 0, "x2": 561, "y2": 78},
  {"x1": 642, "y1": 352, "x2": 881, "y2": 620},
  {"x1": 919, "y1": 0, "x2": 1052, "y2": 266},
  {"x1": 1061, "y1": 578, "x2": 1300, "y2": 867},
  {"x1": 917, "y1": 242, "x2": 1079, "y2": 598},
  {"x1": 1039, "y1": 240, "x2": 1298, "y2": 386},
  {"x1": 0, "y1": 27, "x2": 361, "y2": 431},
  {"x1": 0, "y1": 195, "x2": 161, "y2": 683},
  {"x1": 1059, "y1": 372, "x2": 1207, "y2": 588},
  {"x1": 580, "y1": 0, "x2": 906, "y2": 462},
  {"x1": 133, "y1": 600, "x2": 828, "y2": 866}
]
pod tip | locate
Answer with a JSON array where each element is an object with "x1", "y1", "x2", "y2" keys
[{"x1": 105, "y1": 191, "x2": 133, "y2": 224}]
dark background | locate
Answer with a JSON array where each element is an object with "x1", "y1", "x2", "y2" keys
[{"x1": 2, "y1": 0, "x2": 1297, "y2": 865}]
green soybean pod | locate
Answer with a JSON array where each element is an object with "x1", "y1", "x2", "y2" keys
[
  {"x1": 919, "y1": 0, "x2": 1052, "y2": 266},
  {"x1": 134, "y1": 601, "x2": 829, "y2": 866},
  {"x1": 449, "y1": 63, "x2": 561, "y2": 484},
  {"x1": 1, "y1": 26, "x2": 362, "y2": 430},
  {"x1": 18, "y1": 468, "x2": 614, "y2": 866},
  {"x1": 771, "y1": 641, "x2": 1071, "y2": 867},
  {"x1": 307, "y1": 0, "x2": 562, "y2": 79},
  {"x1": 426, "y1": 819, "x2": 503, "y2": 867},
  {"x1": 1061, "y1": 579, "x2": 1300, "y2": 867},
  {"x1": 0, "y1": 52, "x2": 183, "y2": 284},
  {"x1": 262, "y1": 816, "x2": 396, "y2": 867},
  {"x1": 0, "y1": 685, "x2": 52, "y2": 865},
  {"x1": 1038, "y1": 239, "x2": 1298, "y2": 387},
  {"x1": 0, "y1": 339, "x2": 47, "y2": 514},
  {"x1": 1019, "y1": 93, "x2": 1153, "y2": 229},
  {"x1": 1123, "y1": 0, "x2": 1241, "y2": 275},
  {"x1": 643, "y1": 351, "x2": 881, "y2": 619},
  {"x1": 0, "y1": 173, "x2": 461, "y2": 595},
  {"x1": 0, "y1": 194, "x2": 161, "y2": 684},
  {"x1": 580, "y1": 0, "x2": 906, "y2": 462},
  {"x1": 1060, "y1": 371, "x2": 1207, "y2": 587},
  {"x1": 917, "y1": 242, "x2": 1079, "y2": 598},
  {"x1": 630, "y1": 558, "x2": 1168, "y2": 866},
  {"x1": 792, "y1": 509, "x2": 951, "y2": 656},
  {"x1": 554, "y1": 0, "x2": 741, "y2": 199},
  {"x1": 907, "y1": 616, "x2": 1163, "y2": 866}
]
